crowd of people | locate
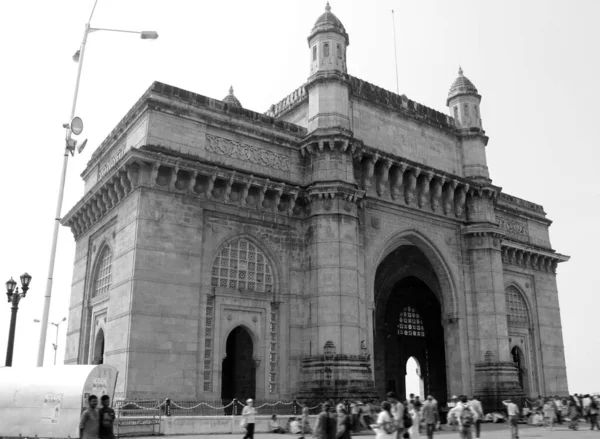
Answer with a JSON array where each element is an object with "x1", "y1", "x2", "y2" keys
[{"x1": 521, "y1": 393, "x2": 600, "y2": 431}]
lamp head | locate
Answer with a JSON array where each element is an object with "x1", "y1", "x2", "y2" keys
[
  {"x1": 6, "y1": 277, "x2": 16, "y2": 294},
  {"x1": 34, "y1": 319, "x2": 40, "y2": 323},
  {"x1": 70, "y1": 117, "x2": 84, "y2": 135},
  {"x1": 20, "y1": 272, "x2": 32, "y2": 294},
  {"x1": 140, "y1": 31, "x2": 159, "y2": 40},
  {"x1": 77, "y1": 139, "x2": 88, "y2": 154},
  {"x1": 73, "y1": 50, "x2": 81, "y2": 63}
]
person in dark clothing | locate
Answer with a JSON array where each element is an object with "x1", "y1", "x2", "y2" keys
[
  {"x1": 315, "y1": 403, "x2": 332, "y2": 439},
  {"x1": 336, "y1": 404, "x2": 352, "y2": 439},
  {"x1": 98, "y1": 395, "x2": 115, "y2": 439}
]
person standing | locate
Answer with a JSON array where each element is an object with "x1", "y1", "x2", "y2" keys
[
  {"x1": 467, "y1": 396, "x2": 483, "y2": 439},
  {"x1": 589, "y1": 396, "x2": 599, "y2": 430},
  {"x1": 387, "y1": 392, "x2": 405, "y2": 438},
  {"x1": 542, "y1": 398, "x2": 555, "y2": 431},
  {"x1": 315, "y1": 403, "x2": 332, "y2": 439},
  {"x1": 374, "y1": 401, "x2": 397, "y2": 439},
  {"x1": 79, "y1": 395, "x2": 100, "y2": 439},
  {"x1": 241, "y1": 399, "x2": 256, "y2": 439},
  {"x1": 502, "y1": 399, "x2": 519, "y2": 439},
  {"x1": 554, "y1": 395, "x2": 563, "y2": 424},
  {"x1": 336, "y1": 404, "x2": 352, "y2": 439},
  {"x1": 421, "y1": 396, "x2": 437, "y2": 439},
  {"x1": 456, "y1": 396, "x2": 474, "y2": 439},
  {"x1": 300, "y1": 406, "x2": 312, "y2": 439},
  {"x1": 98, "y1": 395, "x2": 115, "y2": 439}
]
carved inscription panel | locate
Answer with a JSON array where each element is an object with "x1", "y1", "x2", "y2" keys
[
  {"x1": 205, "y1": 134, "x2": 291, "y2": 172},
  {"x1": 498, "y1": 216, "x2": 528, "y2": 236}
]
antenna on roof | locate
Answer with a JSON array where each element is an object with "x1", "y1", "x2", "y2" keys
[{"x1": 391, "y1": 9, "x2": 400, "y2": 95}]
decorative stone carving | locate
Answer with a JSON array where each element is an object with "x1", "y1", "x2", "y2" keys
[
  {"x1": 98, "y1": 146, "x2": 126, "y2": 180},
  {"x1": 205, "y1": 134, "x2": 290, "y2": 172},
  {"x1": 203, "y1": 294, "x2": 215, "y2": 392},
  {"x1": 269, "y1": 301, "x2": 278, "y2": 393},
  {"x1": 498, "y1": 216, "x2": 527, "y2": 236},
  {"x1": 324, "y1": 340, "x2": 336, "y2": 356}
]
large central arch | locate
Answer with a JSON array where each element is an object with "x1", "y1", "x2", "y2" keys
[{"x1": 372, "y1": 231, "x2": 461, "y2": 405}]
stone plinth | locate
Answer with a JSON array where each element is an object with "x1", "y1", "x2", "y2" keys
[
  {"x1": 296, "y1": 354, "x2": 377, "y2": 404},
  {"x1": 474, "y1": 361, "x2": 526, "y2": 412}
]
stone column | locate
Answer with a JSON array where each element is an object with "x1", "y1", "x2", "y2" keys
[
  {"x1": 464, "y1": 190, "x2": 524, "y2": 411},
  {"x1": 297, "y1": 139, "x2": 375, "y2": 403}
]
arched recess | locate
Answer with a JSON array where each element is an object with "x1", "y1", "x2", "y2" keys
[
  {"x1": 220, "y1": 325, "x2": 258, "y2": 405},
  {"x1": 369, "y1": 229, "x2": 460, "y2": 404},
  {"x1": 80, "y1": 242, "x2": 113, "y2": 364},
  {"x1": 92, "y1": 328, "x2": 105, "y2": 365},
  {"x1": 505, "y1": 284, "x2": 536, "y2": 396}
]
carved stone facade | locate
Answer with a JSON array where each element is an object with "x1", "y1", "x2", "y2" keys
[{"x1": 62, "y1": 4, "x2": 569, "y2": 408}]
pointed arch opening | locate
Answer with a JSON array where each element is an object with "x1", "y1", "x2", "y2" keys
[
  {"x1": 405, "y1": 356, "x2": 424, "y2": 401},
  {"x1": 374, "y1": 241, "x2": 448, "y2": 405},
  {"x1": 506, "y1": 285, "x2": 535, "y2": 396},
  {"x1": 92, "y1": 328, "x2": 105, "y2": 365},
  {"x1": 221, "y1": 326, "x2": 256, "y2": 404}
]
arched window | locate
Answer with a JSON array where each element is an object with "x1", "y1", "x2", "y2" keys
[
  {"x1": 323, "y1": 43, "x2": 330, "y2": 57},
  {"x1": 453, "y1": 106, "x2": 459, "y2": 119},
  {"x1": 211, "y1": 239, "x2": 274, "y2": 293},
  {"x1": 506, "y1": 286, "x2": 529, "y2": 327},
  {"x1": 312, "y1": 46, "x2": 317, "y2": 61},
  {"x1": 474, "y1": 105, "x2": 479, "y2": 118},
  {"x1": 398, "y1": 306, "x2": 425, "y2": 337},
  {"x1": 464, "y1": 103, "x2": 469, "y2": 117},
  {"x1": 92, "y1": 246, "x2": 113, "y2": 298},
  {"x1": 337, "y1": 44, "x2": 342, "y2": 59}
]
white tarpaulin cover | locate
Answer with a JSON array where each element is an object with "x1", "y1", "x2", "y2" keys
[{"x1": 0, "y1": 364, "x2": 118, "y2": 438}]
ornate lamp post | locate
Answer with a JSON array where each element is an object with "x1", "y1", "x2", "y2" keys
[{"x1": 5, "y1": 273, "x2": 32, "y2": 367}]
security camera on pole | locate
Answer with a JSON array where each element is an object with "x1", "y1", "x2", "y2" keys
[{"x1": 36, "y1": 0, "x2": 159, "y2": 367}]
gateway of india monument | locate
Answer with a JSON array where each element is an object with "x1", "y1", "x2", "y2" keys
[{"x1": 62, "y1": 3, "x2": 570, "y2": 409}]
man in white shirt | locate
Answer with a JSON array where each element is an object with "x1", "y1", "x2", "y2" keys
[
  {"x1": 502, "y1": 399, "x2": 519, "y2": 439},
  {"x1": 386, "y1": 391, "x2": 405, "y2": 438},
  {"x1": 468, "y1": 396, "x2": 484, "y2": 439}
]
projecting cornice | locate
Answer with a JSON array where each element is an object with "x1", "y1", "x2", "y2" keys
[{"x1": 501, "y1": 241, "x2": 569, "y2": 273}]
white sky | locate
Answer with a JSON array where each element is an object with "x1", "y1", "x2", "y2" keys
[{"x1": 0, "y1": 0, "x2": 598, "y2": 394}]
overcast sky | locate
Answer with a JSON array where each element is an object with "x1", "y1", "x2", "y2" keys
[{"x1": 0, "y1": 0, "x2": 598, "y2": 394}]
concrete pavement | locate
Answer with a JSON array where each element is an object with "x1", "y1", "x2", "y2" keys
[{"x1": 138, "y1": 422, "x2": 600, "y2": 439}]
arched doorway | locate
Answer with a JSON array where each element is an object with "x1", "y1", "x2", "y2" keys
[
  {"x1": 221, "y1": 326, "x2": 256, "y2": 402},
  {"x1": 511, "y1": 346, "x2": 528, "y2": 393},
  {"x1": 374, "y1": 245, "x2": 448, "y2": 406},
  {"x1": 92, "y1": 329, "x2": 105, "y2": 365},
  {"x1": 405, "y1": 356, "x2": 424, "y2": 400}
]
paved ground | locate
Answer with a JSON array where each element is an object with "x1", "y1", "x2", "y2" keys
[{"x1": 141, "y1": 422, "x2": 600, "y2": 439}]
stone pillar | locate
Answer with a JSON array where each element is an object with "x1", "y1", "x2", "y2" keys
[
  {"x1": 297, "y1": 139, "x2": 375, "y2": 403},
  {"x1": 464, "y1": 190, "x2": 524, "y2": 411}
]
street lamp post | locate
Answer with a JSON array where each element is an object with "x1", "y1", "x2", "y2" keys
[
  {"x1": 5, "y1": 273, "x2": 32, "y2": 367},
  {"x1": 36, "y1": 0, "x2": 158, "y2": 367},
  {"x1": 34, "y1": 317, "x2": 66, "y2": 366}
]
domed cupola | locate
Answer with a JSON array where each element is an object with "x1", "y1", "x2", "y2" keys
[
  {"x1": 308, "y1": 3, "x2": 349, "y2": 76},
  {"x1": 446, "y1": 67, "x2": 482, "y2": 130},
  {"x1": 223, "y1": 86, "x2": 242, "y2": 108},
  {"x1": 308, "y1": 2, "x2": 349, "y2": 46},
  {"x1": 446, "y1": 67, "x2": 480, "y2": 106}
]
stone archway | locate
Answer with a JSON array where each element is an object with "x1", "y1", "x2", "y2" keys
[
  {"x1": 511, "y1": 345, "x2": 529, "y2": 395},
  {"x1": 92, "y1": 328, "x2": 105, "y2": 365},
  {"x1": 374, "y1": 245, "x2": 448, "y2": 406},
  {"x1": 221, "y1": 326, "x2": 256, "y2": 402}
]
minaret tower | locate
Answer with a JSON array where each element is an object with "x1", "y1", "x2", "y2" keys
[
  {"x1": 306, "y1": 2, "x2": 351, "y2": 133},
  {"x1": 447, "y1": 67, "x2": 489, "y2": 181},
  {"x1": 298, "y1": 4, "x2": 375, "y2": 403}
]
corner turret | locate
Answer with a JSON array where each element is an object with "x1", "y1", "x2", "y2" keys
[{"x1": 447, "y1": 67, "x2": 489, "y2": 180}]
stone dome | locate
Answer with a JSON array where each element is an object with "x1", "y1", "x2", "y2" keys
[
  {"x1": 447, "y1": 67, "x2": 480, "y2": 105},
  {"x1": 308, "y1": 2, "x2": 349, "y2": 45},
  {"x1": 223, "y1": 86, "x2": 242, "y2": 108}
]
